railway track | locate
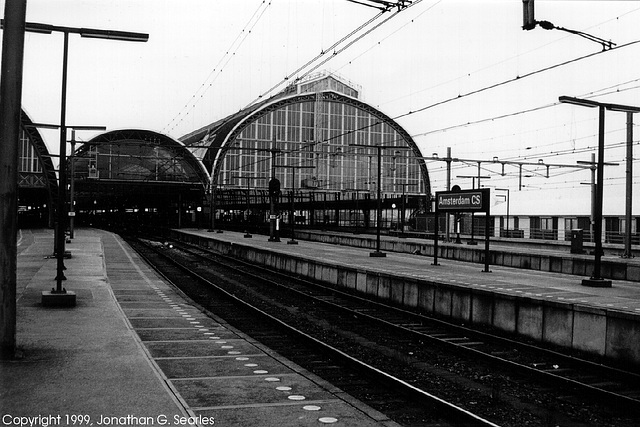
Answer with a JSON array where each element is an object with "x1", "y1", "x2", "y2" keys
[{"x1": 127, "y1": 235, "x2": 640, "y2": 427}]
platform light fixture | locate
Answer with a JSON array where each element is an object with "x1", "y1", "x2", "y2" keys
[
  {"x1": 12, "y1": 20, "x2": 148, "y2": 305},
  {"x1": 559, "y1": 96, "x2": 640, "y2": 287},
  {"x1": 350, "y1": 144, "x2": 411, "y2": 257}
]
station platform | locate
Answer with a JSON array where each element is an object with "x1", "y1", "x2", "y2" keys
[
  {"x1": 170, "y1": 228, "x2": 640, "y2": 367},
  {"x1": 1, "y1": 228, "x2": 399, "y2": 427}
]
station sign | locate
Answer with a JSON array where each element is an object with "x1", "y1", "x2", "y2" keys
[
  {"x1": 432, "y1": 187, "x2": 491, "y2": 272},
  {"x1": 435, "y1": 188, "x2": 489, "y2": 212}
]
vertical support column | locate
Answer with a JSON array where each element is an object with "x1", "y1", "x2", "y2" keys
[
  {"x1": 483, "y1": 192, "x2": 491, "y2": 273},
  {"x1": 69, "y1": 130, "x2": 76, "y2": 239},
  {"x1": 582, "y1": 106, "x2": 611, "y2": 287},
  {"x1": 432, "y1": 206, "x2": 439, "y2": 266},
  {"x1": 590, "y1": 152, "x2": 596, "y2": 243},
  {"x1": 54, "y1": 31, "x2": 70, "y2": 289},
  {"x1": 371, "y1": 146, "x2": 385, "y2": 257},
  {"x1": 287, "y1": 167, "x2": 298, "y2": 245},
  {"x1": 623, "y1": 112, "x2": 634, "y2": 258},
  {"x1": 445, "y1": 147, "x2": 451, "y2": 242},
  {"x1": 0, "y1": 0, "x2": 27, "y2": 359}
]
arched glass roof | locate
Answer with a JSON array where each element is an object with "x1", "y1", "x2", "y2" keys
[
  {"x1": 181, "y1": 75, "x2": 429, "y2": 197},
  {"x1": 75, "y1": 129, "x2": 209, "y2": 186}
]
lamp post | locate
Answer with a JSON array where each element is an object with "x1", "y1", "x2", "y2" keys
[
  {"x1": 559, "y1": 96, "x2": 640, "y2": 287},
  {"x1": 267, "y1": 148, "x2": 282, "y2": 242},
  {"x1": 16, "y1": 22, "x2": 147, "y2": 305},
  {"x1": 224, "y1": 143, "x2": 283, "y2": 241},
  {"x1": 275, "y1": 164, "x2": 314, "y2": 245},
  {"x1": 351, "y1": 144, "x2": 409, "y2": 257}
]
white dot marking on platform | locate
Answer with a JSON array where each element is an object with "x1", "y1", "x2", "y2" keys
[
  {"x1": 265, "y1": 377, "x2": 280, "y2": 382},
  {"x1": 276, "y1": 386, "x2": 292, "y2": 391},
  {"x1": 303, "y1": 405, "x2": 321, "y2": 411},
  {"x1": 254, "y1": 370, "x2": 268, "y2": 374},
  {"x1": 288, "y1": 395, "x2": 305, "y2": 401},
  {"x1": 319, "y1": 417, "x2": 338, "y2": 424}
]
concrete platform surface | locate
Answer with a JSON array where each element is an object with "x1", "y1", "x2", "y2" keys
[
  {"x1": 172, "y1": 228, "x2": 640, "y2": 365},
  {"x1": 1, "y1": 229, "x2": 399, "y2": 427},
  {"x1": 178, "y1": 228, "x2": 640, "y2": 315}
]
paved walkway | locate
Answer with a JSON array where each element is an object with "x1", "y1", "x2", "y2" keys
[
  {"x1": 2, "y1": 229, "x2": 187, "y2": 425},
  {"x1": 1, "y1": 229, "x2": 398, "y2": 427}
]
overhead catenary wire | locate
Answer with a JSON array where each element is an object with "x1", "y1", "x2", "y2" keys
[
  {"x1": 162, "y1": 1, "x2": 273, "y2": 134},
  {"x1": 198, "y1": 4, "x2": 640, "y2": 196},
  {"x1": 244, "y1": 0, "x2": 424, "y2": 108}
]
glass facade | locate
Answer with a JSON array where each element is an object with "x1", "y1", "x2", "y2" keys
[{"x1": 218, "y1": 99, "x2": 425, "y2": 197}]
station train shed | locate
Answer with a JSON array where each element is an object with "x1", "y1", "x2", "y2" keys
[
  {"x1": 16, "y1": 72, "x2": 639, "y2": 244},
  {"x1": 179, "y1": 71, "x2": 430, "y2": 233}
]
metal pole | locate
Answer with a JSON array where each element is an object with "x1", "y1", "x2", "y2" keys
[
  {"x1": 590, "y1": 152, "x2": 595, "y2": 243},
  {"x1": 354, "y1": 191, "x2": 359, "y2": 234},
  {"x1": 69, "y1": 131, "x2": 76, "y2": 239},
  {"x1": 432, "y1": 203, "x2": 439, "y2": 266},
  {"x1": 518, "y1": 164, "x2": 523, "y2": 190},
  {"x1": 623, "y1": 112, "x2": 634, "y2": 258},
  {"x1": 269, "y1": 150, "x2": 280, "y2": 242},
  {"x1": 590, "y1": 106, "x2": 606, "y2": 282},
  {"x1": 506, "y1": 189, "x2": 510, "y2": 237},
  {"x1": 483, "y1": 195, "x2": 491, "y2": 273},
  {"x1": 468, "y1": 174, "x2": 477, "y2": 245},
  {"x1": 244, "y1": 179, "x2": 252, "y2": 238},
  {"x1": 288, "y1": 167, "x2": 297, "y2": 244},
  {"x1": 445, "y1": 147, "x2": 451, "y2": 242},
  {"x1": 0, "y1": 0, "x2": 27, "y2": 359},
  {"x1": 208, "y1": 182, "x2": 215, "y2": 232},
  {"x1": 54, "y1": 31, "x2": 69, "y2": 288},
  {"x1": 401, "y1": 185, "x2": 406, "y2": 233},
  {"x1": 371, "y1": 146, "x2": 385, "y2": 257}
]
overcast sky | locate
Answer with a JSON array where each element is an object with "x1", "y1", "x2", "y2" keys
[{"x1": 4, "y1": 0, "x2": 640, "y2": 211}]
